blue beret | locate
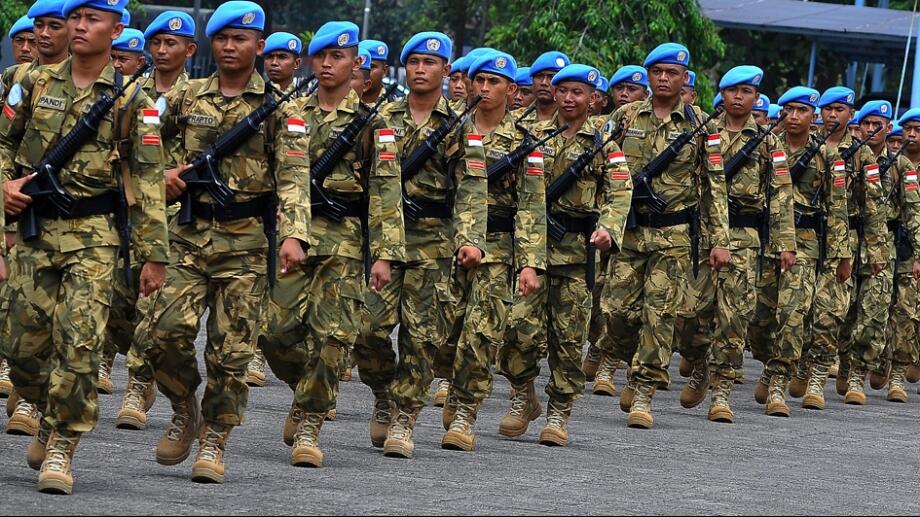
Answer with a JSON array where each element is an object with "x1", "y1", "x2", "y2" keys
[
  {"x1": 145, "y1": 11, "x2": 195, "y2": 40},
  {"x1": 596, "y1": 75, "x2": 609, "y2": 93},
  {"x1": 551, "y1": 64, "x2": 602, "y2": 88},
  {"x1": 888, "y1": 123, "x2": 903, "y2": 138},
  {"x1": 121, "y1": 9, "x2": 130, "y2": 26},
  {"x1": 360, "y1": 39, "x2": 388, "y2": 61},
  {"x1": 856, "y1": 100, "x2": 893, "y2": 123},
  {"x1": 465, "y1": 47, "x2": 496, "y2": 63},
  {"x1": 28, "y1": 0, "x2": 65, "y2": 19},
  {"x1": 818, "y1": 86, "x2": 856, "y2": 108},
  {"x1": 112, "y1": 28, "x2": 144, "y2": 52},
  {"x1": 754, "y1": 94, "x2": 770, "y2": 112},
  {"x1": 63, "y1": 0, "x2": 127, "y2": 17},
  {"x1": 205, "y1": 1, "x2": 265, "y2": 38},
  {"x1": 849, "y1": 112, "x2": 860, "y2": 126},
  {"x1": 778, "y1": 86, "x2": 820, "y2": 109},
  {"x1": 515, "y1": 67, "x2": 532, "y2": 86},
  {"x1": 469, "y1": 51, "x2": 517, "y2": 82},
  {"x1": 358, "y1": 46, "x2": 372, "y2": 71},
  {"x1": 530, "y1": 51, "x2": 570, "y2": 77},
  {"x1": 264, "y1": 31, "x2": 302, "y2": 56},
  {"x1": 308, "y1": 21, "x2": 358, "y2": 56},
  {"x1": 400, "y1": 31, "x2": 452, "y2": 65},
  {"x1": 768, "y1": 103, "x2": 781, "y2": 120},
  {"x1": 644, "y1": 42, "x2": 690, "y2": 68},
  {"x1": 898, "y1": 108, "x2": 920, "y2": 126},
  {"x1": 450, "y1": 55, "x2": 470, "y2": 75},
  {"x1": 8, "y1": 16, "x2": 34, "y2": 40},
  {"x1": 719, "y1": 65, "x2": 763, "y2": 90},
  {"x1": 713, "y1": 92, "x2": 723, "y2": 110},
  {"x1": 611, "y1": 65, "x2": 648, "y2": 88},
  {"x1": 686, "y1": 71, "x2": 696, "y2": 89}
]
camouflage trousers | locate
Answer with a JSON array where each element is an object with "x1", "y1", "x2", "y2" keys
[
  {"x1": 603, "y1": 247, "x2": 690, "y2": 387},
  {"x1": 259, "y1": 255, "x2": 364, "y2": 413},
  {"x1": 104, "y1": 265, "x2": 154, "y2": 382},
  {"x1": 498, "y1": 265, "x2": 592, "y2": 403},
  {"x1": 748, "y1": 256, "x2": 811, "y2": 378},
  {"x1": 134, "y1": 240, "x2": 266, "y2": 426},
  {"x1": 449, "y1": 262, "x2": 512, "y2": 405},
  {"x1": 587, "y1": 253, "x2": 611, "y2": 351},
  {"x1": 837, "y1": 265, "x2": 894, "y2": 372},
  {"x1": 6, "y1": 243, "x2": 116, "y2": 432},
  {"x1": 802, "y1": 258, "x2": 853, "y2": 370},
  {"x1": 888, "y1": 273, "x2": 920, "y2": 367},
  {"x1": 672, "y1": 256, "x2": 714, "y2": 365}
]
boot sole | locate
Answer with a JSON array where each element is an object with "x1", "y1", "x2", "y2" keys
[
  {"x1": 765, "y1": 407, "x2": 790, "y2": 417},
  {"x1": 0, "y1": 383, "x2": 11, "y2": 397},
  {"x1": 801, "y1": 396, "x2": 825, "y2": 410},
  {"x1": 116, "y1": 411, "x2": 147, "y2": 431},
  {"x1": 835, "y1": 381, "x2": 848, "y2": 397},
  {"x1": 538, "y1": 430, "x2": 568, "y2": 447},
  {"x1": 441, "y1": 432, "x2": 475, "y2": 451},
  {"x1": 754, "y1": 385, "x2": 768, "y2": 405},
  {"x1": 97, "y1": 383, "x2": 114, "y2": 395},
  {"x1": 433, "y1": 395, "x2": 447, "y2": 408},
  {"x1": 906, "y1": 365, "x2": 920, "y2": 383},
  {"x1": 383, "y1": 442, "x2": 413, "y2": 459},
  {"x1": 245, "y1": 376, "x2": 266, "y2": 388},
  {"x1": 844, "y1": 394, "x2": 866, "y2": 405},
  {"x1": 886, "y1": 393, "x2": 908, "y2": 403},
  {"x1": 291, "y1": 449, "x2": 324, "y2": 468},
  {"x1": 156, "y1": 447, "x2": 193, "y2": 466},
  {"x1": 37, "y1": 478, "x2": 72, "y2": 495},
  {"x1": 592, "y1": 382, "x2": 617, "y2": 397},
  {"x1": 869, "y1": 376, "x2": 888, "y2": 391},
  {"x1": 626, "y1": 413, "x2": 653, "y2": 429},
  {"x1": 191, "y1": 465, "x2": 225, "y2": 484},
  {"x1": 7, "y1": 419, "x2": 38, "y2": 436},
  {"x1": 708, "y1": 411, "x2": 734, "y2": 423}
]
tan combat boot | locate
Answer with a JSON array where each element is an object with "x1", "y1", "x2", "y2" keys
[
  {"x1": 538, "y1": 400, "x2": 573, "y2": 446},
  {"x1": 887, "y1": 365, "x2": 909, "y2": 403},
  {"x1": 370, "y1": 390, "x2": 392, "y2": 448},
  {"x1": 156, "y1": 396, "x2": 200, "y2": 466},
  {"x1": 442, "y1": 401, "x2": 478, "y2": 451},
  {"x1": 802, "y1": 365, "x2": 829, "y2": 410},
  {"x1": 282, "y1": 401, "x2": 305, "y2": 447},
  {"x1": 0, "y1": 359, "x2": 12, "y2": 397},
  {"x1": 383, "y1": 408, "x2": 419, "y2": 459},
  {"x1": 592, "y1": 354, "x2": 618, "y2": 397},
  {"x1": 498, "y1": 382, "x2": 542, "y2": 437},
  {"x1": 27, "y1": 418, "x2": 52, "y2": 471},
  {"x1": 627, "y1": 384, "x2": 656, "y2": 429},
  {"x1": 788, "y1": 359, "x2": 809, "y2": 398},
  {"x1": 97, "y1": 352, "x2": 116, "y2": 395},
  {"x1": 245, "y1": 349, "x2": 266, "y2": 388},
  {"x1": 619, "y1": 377, "x2": 637, "y2": 413},
  {"x1": 116, "y1": 375, "x2": 154, "y2": 430},
  {"x1": 7, "y1": 398, "x2": 39, "y2": 436},
  {"x1": 680, "y1": 362, "x2": 709, "y2": 409},
  {"x1": 433, "y1": 379, "x2": 450, "y2": 408},
  {"x1": 582, "y1": 344, "x2": 602, "y2": 382},
  {"x1": 191, "y1": 423, "x2": 232, "y2": 483},
  {"x1": 765, "y1": 375, "x2": 790, "y2": 417},
  {"x1": 708, "y1": 377, "x2": 735, "y2": 423},
  {"x1": 869, "y1": 363, "x2": 890, "y2": 391},
  {"x1": 754, "y1": 369, "x2": 770, "y2": 404},
  {"x1": 906, "y1": 363, "x2": 920, "y2": 383},
  {"x1": 678, "y1": 356, "x2": 693, "y2": 378},
  {"x1": 835, "y1": 357, "x2": 850, "y2": 396},
  {"x1": 291, "y1": 412, "x2": 325, "y2": 467},
  {"x1": 844, "y1": 369, "x2": 867, "y2": 405},
  {"x1": 6, "y1": 388, "x2": 20, "y2": 417},
  {"x1": 37, "y1": 430, "x2": 80, "y2": 495}
]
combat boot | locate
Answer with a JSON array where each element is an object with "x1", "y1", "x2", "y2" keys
[
  {"x1": 844, "y1": 369, "x2": 867, "y2": 405},
  {"x1": 592, "y1": 354, "x2": 618, "y2": 396},
  {"x1": 37, "y1": 430, "x2": 80, "y2": 495},
  {"x1": 97, "y1": 352, "x2": 116, "y2": 395},
  {"x1": 680, "y1": 362, "x2": 709, "y2": 409},
  {"x1": 765, "y1": 375, "x2": 790, "y2": 417},
  {"x1": 788, "y1": 359, "x2": 809, "y2": 398},
  {"x1": 27, "y1": 418, "x2": 52, "y2": 471},
  {"x1": 7, "y1": 398, "x2": 39, "y2": 436},
  {"x1": 383, "y1": 408, "x2": 419, "y2": 459},
  {"x1": 282, "y1": 401, "x2": 305, "y2": 447},
  {"x1": 433, "y1": 379, "x2": 450, "y2": 407},
  {"x1": 754, "y1": 369, "x2": 770, "y2": 404},
  {"x1": 245, "y1": 349, "x2": 266, "y2": 388},
  {"x1": 582, "y1": 344, "x2": 602, "y2": 382},
  {"x1": 156, "y1": 395, "x2": 200, "y2": 466},
  {"x1": 627, "y1": 383, "x2": 656, "y2": 429},
  {"x1": 0, "y1": 359, "x2": 12, "y2": 397},
  {"x1": 906, "y1": 362, "x2": 920, "y2": 383},
  {"x1": 442, "y1": 401, "x2": 478, "y2": 451},
  {"x1": 291, "y1": 412, "x2": 325, "y2": 467},
  {"x1": 539, "y1": 400, "x2": 573, "y2": 447},
  {"x1": 678, "y1": 356, "x2": 692, "y2": 378},
  {"x1": 836, "y1": 357, "x2": 850, "y2": 396},
  {"x1": 887, "y1": 365, "x2": 908, "y2": 403},
  {"x1": 498, "y1": 382, "x2": 542, "y2": 437},
  {"x1": 370, "y1": 390, "x2": 391, "y2": 448},
  {"x1": 6, "y1": 388, "x2": 20, "y2": 417},
  {"x1": 707, "y1": 377, "x2": 734, "y2": 423},
  {"x1": 191, "y1": 423, "x2": 231, "y2": 483},
  {"x1": 802, "y1": 365, "x2": 829, "y2": 410},
  {"x1": 869, "y1": 363, "x2": 890, "y2": 391},
  {"x1": 619, "y1": 377, "x2": 637, "y2": 413},
  {"x1": 116, "y1": 375, "x2": 154, "y2": 430}
]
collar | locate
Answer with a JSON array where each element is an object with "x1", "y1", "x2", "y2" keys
[{"x1": 196, "y1": 70, "x2": 265, "y2": 98}]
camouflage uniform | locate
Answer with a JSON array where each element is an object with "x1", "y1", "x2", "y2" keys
[
  {"x1": 259, "y1": 88, "x2": 404, "y2": 414},
  {"x1": 134, "y1": 71, "x2": 310, "y2": 425},
  {"x1": 0, "y1": 59, "x2": 170, "y2": 432},
  {"x1": 887, "y1": 156, "x2": 920, "y2": 373}
]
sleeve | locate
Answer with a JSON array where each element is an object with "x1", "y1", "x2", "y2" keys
[
  {"x1": 767, "y1": 138, "x2": 796, "y2": 254},
  {"x1": 368, "y1": 118, "x2": 406, "y2": 263},
  {"x1": 598, "y1": 140, "x2": 632, "y2": 252},
  {"x1": 273, "y1": 101, "x2": 311, "y2": 246},
  {"x1": 824, "y1": 149, "x2": 852, "y2": 260},
  {"x1": 513, "y1": 144, "x2": 546, "y2": 272},
  {"x1": 860, "y1": 147, "x2": 887, "y2": 265},
  {"x1": 129, "y1": 92, "x2": 170, "y2": 264},
  {"x1": 450, "y1": 129, "x2": 489, "y2": 255},
  {"x1": 703, "y1": 120, "x2": 731, "y2": 250},
  {"x1": 0, "y1": 69, "x2": 35, "y2": 181},
  {"x1": 160, "y1": 85, "x2": 187, "y2": 169},
  {"x1": 897, "y1": 159, "x2": 920, "y2": 263}
]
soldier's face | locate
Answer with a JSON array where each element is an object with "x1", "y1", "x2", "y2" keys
[
  {"x1": 212, "y1": 29, "x2": 263, "y2": 74},
  {"x1": 350, "y1": 69, "x2": 371, "y2": 96},
  {"x1": 821, "y1": 103, "x2": 851, "y2": 136},
  {"x1": 67, "y1": 8, "x2": 123, "y2": 57},
  {"x1": 859, "y1": 116, "x2": 890, "y2": 148},
  {"x1": 12, "y1": 32, "x2": 36, "y2": 65},
  {"x1": 902, "y1": 124, "x2": 920, "y2": 153},
  {"x1": 555, "y1": 81, "x2": 592, "y2": 121},
  {"x1": 753, "y1": 111, "x2": 769, "y2": 126},
  {"x1": 311, "y1": 47, "x2": 359, "y2": 89},
  {"x1": 782, "y1": 102, "x2": 815, "y2": 136},
  {"x1": 448, "y1": 72, "x2": 467, "y2": 100},
  {"x1": 472, "y1": 72, "x2": 515, "y2": 111},
  {"x1": 887, "y1": 135, "x2": 903, "y2": 154},
  {"x1": 680, "y1": 87, "x2": 697, "y2": 106},
  {"x1": 265, "y1": 51, "x2": 300, "y2": 85},
  {"x1": 721, "y1": 85, "x2": 757, "y2": 118},
  {"x1": 406, "y1": 54, "x2": 449, "y2": 95},
  {"x1": 532, "y1": 71, "x2": 556, "y2": 103},
  {"x1": 149, "y1": 34, "x2": 197, "y2": 74},
  {"x1": 648, "y1": 64, "x2": 686, "y2": 100},
  {"x1": 112, "y1": 50, "x2": 145, "y2": 76},
  {"x1": 612, "y1": 82, "x2": 646, "y2": 109},
  {"x1": 512, "y1": 85, "x2": 534, "y2": 110},
  {"x1": 369, "y1": 60, "x2": 387, "y2": 89},
  {"x1": 34, "y1": 16, "x2": 69, "y2": 60}
]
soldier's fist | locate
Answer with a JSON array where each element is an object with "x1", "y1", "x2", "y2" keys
[
  {"x1": 518, "y1": 267, "x2": 540, "y2": 296},
  {"x1": 709, "y1": 247, "x2": 731, "y2": 270},
  {"x1": 780, "y1": 251, "x2": 797, "y2": 273},
  {"x1": 3, "y1": 173, "x2": 35, "y2": 216},
  {"x1": 139, "y1": 262, "x2": 166, "y2": 297},
  {"x1": 590, "y1": 229, "x2": 612, "y2": 252},
  {"x1": 836, "y1": 258, "x2": 852, "y2": 283},
  {"x1": 279, "y1": 238, "x2": 306, "y2": 276},
  {"x1": 370, "y1": 260, "x2": 392, "y2": 291},
  {"x1": 165, "y1": 164, "x2": 191, "y2": 201},
  {"x1": 913, "y1": 261, "x2": 920, "y2": 280},
  {"x1": 457, "y1": 245, "x2": 482, "y2": 269}
]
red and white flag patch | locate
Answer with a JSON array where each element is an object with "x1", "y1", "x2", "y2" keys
[
  {"x1": 608, "y1": 151, "x2": 626, "y2": 165},
  {"x1": 379, "y1": 151, "x2": 396, "y2": 161},
  {"x1": 378, "y1": 128, "x2": 395, "y2": 143},
  {"x1": 467, "y1": 134, "x2": 483, "y2": 147},
  {"x1": 772, "y1": 150, "x2": 786, "y2": 164},
  {"x1": 833, "y1": 160, "x2": 846, "y2": 172},
  {"x1": 141, "y1": 135, "x2": 161, "y2": 146},
  {"x1": 906, "y1": 170, "x2": 918, "y2": 183},
  {"x1": 287, "y1": 118, "x2": 306, "y2": 134},
  {"x1": 707, "y1": 134, "x2": 721, "y2": 148},
  {"x1": 866, "y1": 164, "x2": 880, "y2": 182},
  {"x1": 527, "y1": 150, "x2": 544, "y2": 165},
  {"x1": 142, "y1": 109, "x2": 160, "y2": 125}
]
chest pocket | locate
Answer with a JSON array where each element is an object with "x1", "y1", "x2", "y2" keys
[
  {"x1": 730, "y1": 147, "x2": 765, "y2": 202},
  {"x1": 319, "y1": 126, "x2": 363, "y2": 194}
]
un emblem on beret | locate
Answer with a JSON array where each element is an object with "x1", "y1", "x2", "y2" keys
[
  {"x1": 847, "y1": 93, "x2": 854, "y2": 103},
  {"x1": 242, "y1": 12, "x2": 256, "y2": 25},
  {"x1": 495, "y1": 57, "x2": 507, "y2": 69},
  {"x1": 632, "y1": 72, "x2": 642, "y2": 82},
  {"x1": 810, "y1": 93, "x2": 819, "y2": 103},
  {"x1": 360, "y1": 55, "x2": 368, "y2": 66},
  {"x1": 377, "y1": 45, "x2": 386, "y2": 55},
  {"x1": 677, "y1": 51, "x2": 687, "y2": 63},
  {"x1": 168, "y1": 17, "x2": 183, "y2": 31},
  {"x1": 754, "y1": 74, "x2": 762, "y2": 84},
  {"x1": 288, "y1": 39, "x2": 297, "y2": 51},
  {"x1": 107, "y1": 0, "x2": 118, "y2": 5},
  {"x1": 129, "y1": 38, "x2": 139, "y2": 48},
  {"x1": 882, "y1": 105, "x2": 889, "y2": 114},
  {"x1": 338, "y1": 33, "x2": 350, "y2": 46},
  {"x1": 588, "y1": 70, "x2": 598, "y2": 82},
  {"x1": 555, "y1": 57, "x2": 566, "y2": 68},
  {"x1": 427, "y1": 39, "x2": 440, "y2": 51}
]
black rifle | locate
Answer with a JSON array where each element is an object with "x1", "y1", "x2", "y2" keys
[
  {"x1": 881, "y1": 143, "x2": 910, "y2": 205},
  {"x1": 724, "y1": 112, "x2": 788, "y2": 184},
  {"x1": 789, "y1": 122, "x2": 839, "y2": 185},
  {"x1": 17, "y1": 63, "x2": 152, "y2": 242},
  {"x1": 486, "y1": 124, "x2": 569, "y2": 184},
  {"x1": 841, "y1": 125, "x2": 884, "y2": 163}
]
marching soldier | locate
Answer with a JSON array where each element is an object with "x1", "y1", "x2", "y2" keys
[
  {"x1": 512, "y1": 66, "x2": 534, "y2": 111},
  {"x1": 358, "y1": 39, "x2": 393, "y2": 105},
  {"x1": 263, "y1": 32, "x2": 303, "y2": 94},
  {"x1": 517, "y1": 51, "x2": 569, "y2": 128},
  {"x1": 448, "y1": 55, "x2": 470, "y2": 102},
  {"x1": 8, "y1": 16, "x2": 36, "y2": 68},
  {"x1": 753, "y1": 94, "x2": 770, "y2": 126}
]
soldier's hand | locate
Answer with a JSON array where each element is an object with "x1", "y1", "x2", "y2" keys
[
  {"x1": 139, "y1": 262, "x2": 166, "y2": 297},
  {"x1": 3, "y1": 173, "x2": 36, "y2": 216},
  {"x1": 0, "y1": 256, "x2": 7, "y2": 282},
  {"x1": 165, "y1": 164, "x2": 191, "y2": 201},
  {"x1": 591, "y1": 228, "x2": 612, "y2": 253},
  {"x1": 518, "y1": 267, "x2": 540, "y2": 296},
  {"x1": 279, "y1": 238, "x2": 306, "y2": 276},
  {"x1": 780, "y1": 251, "x2": 797, "y2": 273},
  {"x1": 709, "y1": 247, "x2": 731, "y2": 270},
  {"x1": 836, "y1": 258, "x2": 852, "y2": 283},
  {"x1": 870, "y1": 262, "x2": 886, "y2": 278},
  {"x1": 457, "y1": 245, "x2": 482, "y2": 269},
  {"x1": 370, "y1": 260, "x2": 392, "y2": 291},
  {"x1": 913, "y1": 261, "x2": 920, "y2": 280}
]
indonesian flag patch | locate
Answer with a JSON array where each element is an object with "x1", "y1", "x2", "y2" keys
[
  {"x1": 141, "y1": 135, "x2": 161, "y2": 146},
  {"x1": 3, "y1": 104, "x2": 15, "y2": 120},
  {"x1": 287, "y1": 118, "x2": 306, "y2": 134},
  {"x1": 142, "y1": 109, "x2": 160, "y2": 125},
  {"x1": 608, "y1": 151, "x2": 626, "y2": 165},
  {"x1": 866, "y1": 164, "x2": 880, "y2": 182},
  {"x1": 834, "y1": 160, "x2": 846, "y2": 172},
  {"x1": 906, "y1": 170, "x2": 918, "y2": 183},
  {"x1": 527, "y1": 150, "x2": 544, "y2": 165},
  {"x1": 467, "y1": 134, "x2": 483, "y2": 147},
  {"x1": 772, "y1": 150, "x2": 786, "y2": 164},
  {"x1": 379, "y1": 151, "x2": 396, "y2": 161},
  {"x1": 707, "y1": 134, "x2": 721, "y2": 148},
  {"x1": 378, "y1": 128, "x2": 395, "y2": 143}
]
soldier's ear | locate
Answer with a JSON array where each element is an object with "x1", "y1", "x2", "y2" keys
[{"x1": 257, "y1": 38, "x2": 265, "y2": 56}]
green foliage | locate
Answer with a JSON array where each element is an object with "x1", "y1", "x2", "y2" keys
[{"x1": 0, "y1": 0, "x2": 29, "y2": 44}]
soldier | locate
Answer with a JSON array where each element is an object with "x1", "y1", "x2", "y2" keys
[
  {"x1": 681, "y1": 70, "x2": 698, "y2": 106},
  {"x1": 0, "y1": 0, "x2": 168, "y2": 494},
  {"x1": 602, "y1": 43, "x2": 731, "y2": 430},
  {"x1": 588, "y1": 75, "x2": 609, "y2": 117},
  {"x1": 448, "y1": 55, "x2": 470, "y2": 102},
  {"x1": 133, "y1": 1, "x2": 311, "y2": 484},
  {"x1": 894, "y1": 109, "x2": 920, "y2": 399},
  {"x1": 111, "y1": 29, "x2": 146, "y2": 76},
  {"x1": 258, "y1": 21, "x2": 403, "y2": 468},
  {"x1": 608, "y1": 66, "x2": 649, "y2": 112},
  {"x1": 753, "y1": 94, "x2": 770, "y2": 126},
  {"x1": 768, "y1": 103, "x2": 784, "y2": 134},
  {"x1": 350, "y1": 46, "x2": 373, "y2": 98},
  {"x1": 263, "y1": 32, "x2": 303, "y2": 94},
  {"x1": 358, "y1": 39, "x2": 392, "y2": 105},
  {"x1": 8, "y1": 16, "x2": 36, "y2": 67},
  {"x1": 512, "y1": 66, "x2": 534, "y2": 111},
  {"x1": 438, "y1": 51, "x2": 545, "y2": 452},
  {"x1": 113, "y1": 10, "x2": 197, "y2": 432},
  {"x1": 519, "y1": 51, "x2": 570, "y2": 127},
  {"x1": 677, "y1": 66, "x2": 795, "y2": 423},
  {"x1": 887, "y1": 123, "x2": 903, "y2": 155},
  {"x1": 498, "y1": 63, "x2": 631, "y2": 446}
]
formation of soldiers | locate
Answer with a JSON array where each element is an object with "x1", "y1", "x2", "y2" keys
[{"x1": 0, "y1": 0, "x2": 918, "y2": 496}]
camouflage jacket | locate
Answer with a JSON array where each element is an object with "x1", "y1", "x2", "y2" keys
[
  {"x1": 611, "y1": 98, "x2": 731, "y2": 253},
  {"x1": 718, "y1": 115, "x2": 795, "y2": 254},
  {"x1": 0, "y1": 61, "x2": 37, "y2": 100},
  {"x1": 467, "y1": 110, "x2": 546, "y2": 270},
  {"x1": 298, "y1": 88, "x2": 405, "y2": 263},
  {"x1": 165, "y1": 70, "x2": 311, "y2": 253},
  {"x1": 880, "y1": 151, "x2": 920, "y2": 272},
  {"x1": 781, "y1": 132, "x2": 850, "y2": 261},
  {"x1": 536, "y1": 115, "x2": 632, "y2": 266},
  {"x1": 141, "y1": 70, "x2": 189, "y2": 170},
  {"x1": 0, "y1": 58, "x2": 169, "y2": 263}
]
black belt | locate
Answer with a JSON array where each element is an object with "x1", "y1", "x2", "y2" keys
[
  {"x1": 795, "y1": 212, "x2": 821, "y2": 230},
  {"x1": 313, "y1": 199, "x2": 366, "y2": 220},
  {"x1": 632, "y1": 207, "x2": 694, "y2": 229},
  {"x1": 550, "y1": 212, "x2": 597, "y2": 234},
  {"x1": 487, "y1": 210, "x2": 514, "y2": 233},
  {"x1": 34, "y1": 191, "x2": 117, "y2": 220},
  {"x1": 849, "y1": 215, "x2": 863, "y2": 229},
  {"x1": 192, "y1": 195, "x2": 272, "y2": 222},
  {"x1": 729, "y1": 212, "x2": 762, "y2": 229},
  {"x1": 887, "y1": 219, "x2": 901, "y2": 233},
  {"x1": 407, "y1": 198, "x2": 451, "y2": 220}
]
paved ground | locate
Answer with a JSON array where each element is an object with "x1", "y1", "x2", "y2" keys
[{"x1": 1, "y1": 341, "x2": 918, "y2": 515}]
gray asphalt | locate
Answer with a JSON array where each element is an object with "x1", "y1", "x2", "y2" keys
[{"x1": 1, "y1": 341, "x2": 918, "y2": 515}]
